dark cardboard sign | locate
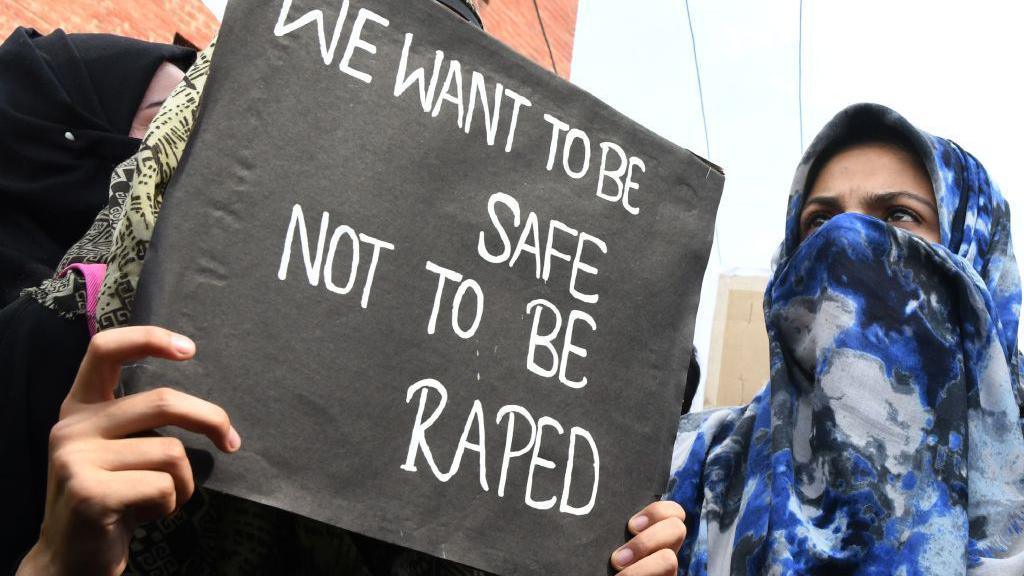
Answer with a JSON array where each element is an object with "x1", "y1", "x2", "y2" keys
[{"x1": 129, "y1": 0, "x2": 724, "y2": 573}]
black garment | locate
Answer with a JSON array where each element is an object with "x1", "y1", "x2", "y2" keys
[
  {"x1": 681, "y1": 347, "x2": 700, "y2": 414},
  {"x1": 0, "y1": 27, "x2": 193, "y2": 571},
  {"x1": 0, "y1": 295, "x2": 89, "y2": 571},
  {"x1": 0, "y1": 28, "x2": 194, "y2": 306},
  {"x1": 435, "y1": 0, "x2": 483, "y2": 28}
]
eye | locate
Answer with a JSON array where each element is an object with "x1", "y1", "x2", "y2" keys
[
  {"x1": 886, "y1": 207, "x2": 921, "y2": 224},
  {"x1": 803, "y1": 212, "x2": 832, "y2": 231}
]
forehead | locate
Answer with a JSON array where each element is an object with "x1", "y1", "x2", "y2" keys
[
  {"x1": 142, "y1": 62, "x2": 185, "y2": 103},
  {"x1": 808, "y1": 141, "x2": 934, "y2": 197}
]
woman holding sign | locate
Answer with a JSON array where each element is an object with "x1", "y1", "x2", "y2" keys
[
  {"x1": 619, "y1": 103, "x2": 1024, "y2": 574},
  {"x1": 8, "y1": 7, "x2": 1020, "y2": 575},
  {"x1": 4, "y1": 3, "x2": 584, "y2": 576}
]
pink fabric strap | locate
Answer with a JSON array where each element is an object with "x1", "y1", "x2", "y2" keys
[{"x1": 60, "y1": 263, "x2": 108, "y2": 337}]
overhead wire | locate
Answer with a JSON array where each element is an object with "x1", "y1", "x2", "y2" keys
[
  {"x1": 683, "y1": 0, "x2": 723, "y2": 266},
  {"x1": 683, "y1": 0, "x2": 711, "y2": 159},
  {"x1": 531, "y1": 0, "x2": 559, "y2": 76},
  {"x1": 798, "y1": 0, "x2": 805, "y2": 152}
]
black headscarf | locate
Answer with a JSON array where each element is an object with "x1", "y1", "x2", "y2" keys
[
  {"x1": 436, "y1": 0, "x2": 483, "y2": 28},
  {"x1": 0, "y1": 28, "x2": 194, "y2": 306}
]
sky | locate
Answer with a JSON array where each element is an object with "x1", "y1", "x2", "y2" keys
[
  {"x1": 573, "y1": 0, "x2": 1024, "y2": 269},
  {"x1": 203, "y1": 0, "x2": 227, "y2": 20},
  {"x1": 571, "y1": 0, "x2": 1024, "y2": 404}
]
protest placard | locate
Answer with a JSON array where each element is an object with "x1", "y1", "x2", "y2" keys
[{"x1": 130, "y1": 0, "x2": 724, "y2": 572}]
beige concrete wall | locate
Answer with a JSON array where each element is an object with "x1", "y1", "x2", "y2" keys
[{"x1": 703, "y1": 273, "x2": 771, "y2": 408}]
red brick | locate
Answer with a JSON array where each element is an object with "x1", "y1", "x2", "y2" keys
[
  {"x1": 477, "y1": 0, "x2": 578, "y2": 78},
  {"x1": 1, "y1": 0, "x2": 578, "y2": 79},
  {"x1": 1, "y1": 0, "x2": 218, "y2": 47}
]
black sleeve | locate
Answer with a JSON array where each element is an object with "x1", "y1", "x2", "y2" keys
[{"x1": 0, "y1": 296, "x2": 89, "y2": 572}]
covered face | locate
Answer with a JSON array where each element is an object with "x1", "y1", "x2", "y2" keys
[
  {"x1": 782, "y1": 103, "x2": 1020, "y2": 352},
  {"x1": 0, "y1": 28, "x2": 195, "y2": 305},
  {"x1": 665, "y1": 103, "x2": 1024, "y2": 575}
]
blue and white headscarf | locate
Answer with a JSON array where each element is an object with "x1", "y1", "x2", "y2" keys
[{"x1": 666, "y1": 103, "x2": 1024, "y2": 575}]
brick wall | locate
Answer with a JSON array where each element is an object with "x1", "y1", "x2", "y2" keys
[
  {"x1": 476, "y1": 0, "x2": 578, "y2": 79},
  {"x1": 1, "y1": 0, "x2": 218, "y2": 47},
  {"x1": 0, "y1": 0, "x2": 578, "y2": 76}
]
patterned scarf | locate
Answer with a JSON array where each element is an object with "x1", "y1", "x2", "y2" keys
[
  {"x1": 25, "y1": 42, "x2": 214, "y2": 330},
  {"x1": 666, "y1": 103, "x2": 1024, "y2": 575}
]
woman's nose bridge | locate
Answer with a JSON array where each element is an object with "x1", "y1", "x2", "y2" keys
[{"x1": 833, "y1": 189, "x2": 871, "y2": 216}]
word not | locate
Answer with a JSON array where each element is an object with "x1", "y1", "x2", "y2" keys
[
  {"x1": 478, "y1": 192, "x2": 607, "y2": 305},
  {"x1": 543, "y1": 113, "x2": 646, "y2": 215},
  {"x1": 394, "y1": 33, "x2": 532, "y2": 152},
  {"x1": 277, "y1": 204, "x2": 395, "y2": 308},
  {"x1": 401, "y1": 378, "x2": 600, "y2": 516}
]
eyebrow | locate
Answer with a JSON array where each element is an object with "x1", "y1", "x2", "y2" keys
[
  {"x1": 802, "y1": 195, "x2": 842, "y2": 212},
  {"x1": 802, "y1": 190, "x2": 938, "y2": 214},
  {"x1": 868, "y1": 190, "x2": 938, "y2": 213}
]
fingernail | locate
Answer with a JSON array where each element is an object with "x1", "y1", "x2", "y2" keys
[
  {"x1": 171, "y1": 334, "x2": 195, "y2": 355},
  {"x1": 613, "y1": 546, "x2": 634, "y2": 568},
  {"x1": 227, "y1": 426, "x2": 242, "y2": 451},
  {"x1": 629, "y1": 514, "x2": 650, "y2": 531}
]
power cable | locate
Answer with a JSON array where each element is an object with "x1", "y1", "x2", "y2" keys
[
  {"x1": 683, "y1": 0, "x2": 722, "y2": 266},
  {"x1": 798, "y1": 0, "x2": 805, "y2": 151},
  {"x1": 531, "y1": 0, "x2": 559, "y2": 76},
  {"x1": 683, "y1": 0, "x2": 711, "y2": 159}
]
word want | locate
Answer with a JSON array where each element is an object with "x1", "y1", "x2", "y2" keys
[{"x1": 275, "y1": 0, "x2": 648, "y2": 215}]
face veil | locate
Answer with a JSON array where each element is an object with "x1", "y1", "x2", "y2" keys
[
  {"x1": 0, "y1": 28, "x2": 195, "y2": 306},
  {"x1": 665, "y1": 103, "x2": 1024, "y2": 575}
]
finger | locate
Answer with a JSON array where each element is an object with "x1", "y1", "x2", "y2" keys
[
  {"x1": 615, "y1": 549, "x2": 678, "y2": 576},
  {"x1": 68, "y1": 326, "x2": 196, "y2": 405},
  {"x1": 627, "y1": 500, "x2": 686, "y2": 535},
  {"x1": 94, "y1": 387, "x2": 240, "y2": 453},
  {"x1": 90, "y1": 437, "x2": 195, "y2": 513},
  {"x1": 100, "y1": 470, "x2": 180, "y2": 527},
  {"x1": 611, "y1": 517, "x2": 686, "y2": 571}
]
